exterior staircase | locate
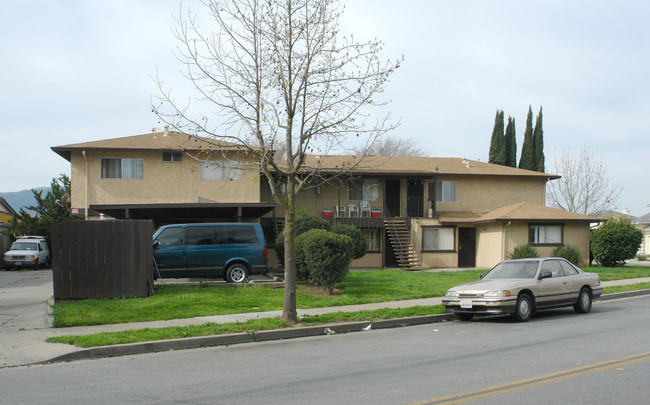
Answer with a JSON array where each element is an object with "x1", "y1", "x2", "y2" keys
[{"x1": 384, "y1": 219, "x2": 421, "y2": 270}]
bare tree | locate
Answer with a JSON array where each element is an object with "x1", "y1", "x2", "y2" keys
[
  {"x1": 351, "y1": 135, "x2": 424, "y2": 157},
  {"x1": 152, "y1": 0, "x2": 401, "y2": 324},
  {"x1": 546, "y1": 146, "x2": 621, "y2": 215}
]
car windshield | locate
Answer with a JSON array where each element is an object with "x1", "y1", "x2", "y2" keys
[
  {"x1": 483, "y1": 260, "x2": 538, "y2": 280},
  {"x1": 10, "y1": 242, "x2": 38, "y2": 251}
]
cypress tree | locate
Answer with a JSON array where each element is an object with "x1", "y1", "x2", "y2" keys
[
  {"x1": 518, "y1": 105, "x2": 535, "y2": 170},
  {"x1": 504, "y1": 116, "x2": 517, "y2": 167},
  {"x1": 488, "y1": 110, "x2": 506, "y2": 165},
  {"x1": 533, "y1": 106, "x2": 545, "y2": 172}
]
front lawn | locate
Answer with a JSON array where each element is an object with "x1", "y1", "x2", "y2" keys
[
  {"x1": 51, "y1": 266, "x2": 650, "y2": 328},
  {"x1": 51, "y1": 269, "x2": 483, "y2": 327}
]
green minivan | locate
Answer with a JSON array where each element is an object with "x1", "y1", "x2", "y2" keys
[{"x1": 153, "y1": 223, "x2": 267, "y2": 283}]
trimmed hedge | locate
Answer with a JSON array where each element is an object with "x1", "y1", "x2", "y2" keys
[
  {"x1": 552, "y1": 245, "x2": 582, "y2": 266},
  {"x1": 590, "y1": 215, "x2": 643, "y2": 267},
  {"x1": 509, "y1": 245, "x2": 539, "y2": 260},
  {"x1": 295, "y1": 229, "x2": 353, "y2": 294},
  {"x1": 330, "y1": 223, "x2": 367, "y2": 260},
  {"x1": 275, "y1": 208, "x2": 330, "y2": 266}
]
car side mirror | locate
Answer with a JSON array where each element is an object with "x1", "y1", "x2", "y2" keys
[
  {"x1": 480, "y1": 273, "x2": 485, "y2": 279},
  {"x1": 539, "y1": 270, "x2": 552, "y2": 280},
  {"x1": 153, "y1": 240, "x2": 159, "y2": 248}
]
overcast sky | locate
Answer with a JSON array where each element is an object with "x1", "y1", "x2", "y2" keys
[{"x1": 2, "y1": 0, "x2": 648, "y2": 215}]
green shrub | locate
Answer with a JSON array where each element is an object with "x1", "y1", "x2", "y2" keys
[
  {"x1": 637, "y1": 254, "x2": 648, "y2": 262},
  {"x1": 509, "y1": 245, "x2": 539, "y2": 259},
  {"x1": 275, "y1": 208, "x2": 330, "y2": 265},
  {"x1": 552, "y1": 245, "x2": 582, "y2": 266},
  {"x1": 590, "y1": 215, "x2": 643, "y2": 267},
  {"x1": 295, "y1": 229, "x2": 353, "y2": 294},
  {"x1": 330, "y1": 223, "x2": 367, "y2": 260}
]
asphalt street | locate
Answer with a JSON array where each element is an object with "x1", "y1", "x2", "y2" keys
[
  {"x1": 1, "y1": 294, "x2": 649, "y2": 404},
  {"x1": 1, "y1": 266, "x2": 650, "y2": 369}
]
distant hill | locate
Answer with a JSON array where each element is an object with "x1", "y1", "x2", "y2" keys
[{"x1": 0, "y1": 188, "x2": 49, "y2": 214}]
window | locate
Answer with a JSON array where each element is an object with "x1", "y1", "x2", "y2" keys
[
  {"x1": 529, "y1": 224, "x2": 563, "y2": 245},
  {"x1": 348, "y1": 179, "x2": 379, "y2": 201},
  {"x1": 162, "y1": 151, "x2": 182, "y2": 162},
  {"x1": 187, "y1": 226, "x2": 224, "y2": 245},
  {"x1": 224, "y1": 225, "x2": 258, "y2": 244},
  {"x1": 101, "y1": 158, "x2": 143, "y2": 179},
  {"x1": 559, "y1": 260, "x2": 579, "y2": 276},
  {"x1": 362, "y1": 229, "x2": 380, "y2": 252},
  {"x1": 541, "y1": 259, "x2": 565, "y2": 277},
  {"x1": 156, "y1": 228, "x2": 184, "y2": 246},
  {"x1": 201, "y1": 160, "x2": 242, "y2": 181},
  {"x1": 436, "y1": 181, "x2": 457, "y2": 202},
  {"x1": 422, "y1": 227, "x2": 455, "y2": 251}
]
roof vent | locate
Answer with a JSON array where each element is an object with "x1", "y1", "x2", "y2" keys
[{"x1": 163, "y1": 125, "x2": 170, "y2": 137}]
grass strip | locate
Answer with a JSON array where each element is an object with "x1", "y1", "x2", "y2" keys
[
  {"x1": 603, "y1": 282, "x2": 650, "y2": 294},
  {"x1": 46, "y1": 305, "x2": 446, "y2": 347}
]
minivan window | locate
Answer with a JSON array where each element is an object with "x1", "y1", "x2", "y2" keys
[
  {"x1": 187, "y1": 226, "x2": 225, "y2": 245},
  {"x1": 157, "y1": 228, "x2": 184, "y2": 246},
  {"x1": 224, "y1": 225, "x2": 258, "y2": 244}
]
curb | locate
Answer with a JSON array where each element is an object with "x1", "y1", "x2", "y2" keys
[
  {"x1": 45, "y1": 313, "x2": 457, "y2": 365},
  {"x1": 597, "y1": 288, "x2": 650, "y2": 301}
]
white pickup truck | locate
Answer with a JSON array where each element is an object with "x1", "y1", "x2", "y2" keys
[{"x1": 2, "y1": 236, "x2": 50, "y2": 270}]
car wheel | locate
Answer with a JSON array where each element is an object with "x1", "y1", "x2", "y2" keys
[
  {"x1": 513, "y1": 293, "x2": 533, "y2": 322},
  {"x1": 34, "y1": 259, "x2": 40, "y2": 270},
  {"x1": 225, "y1": 263, "x2": 248, "y2": 284},
  {"x1": 456, "y1": 313, "x2": 474, "y2": 321},
  {"x1": 574, "y1": 287, "x2": 592, "y2": 314}
]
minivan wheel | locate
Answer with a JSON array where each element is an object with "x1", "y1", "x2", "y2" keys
[{"x1": 226, "y1": 264, "x2": 248, "y2": 284}]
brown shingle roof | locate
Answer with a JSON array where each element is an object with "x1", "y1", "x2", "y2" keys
[
  {"x1": 439, "y1": 202, "x2": 600, "y2": 224},
  {"x1": 51, "y1": 131, "x2": 559, "y2": 180},
  {"x1": 51, "y1": 131, "x2": 246, "y2": 161},
  {"x1": 297, "y1": 154, "x2": 559, "y2": 179}
]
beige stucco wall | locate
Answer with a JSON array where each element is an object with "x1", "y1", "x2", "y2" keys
[
  {"x1": 501, "y1": 221, "x2": 591, "y2": 267},
  {"x1": 475, "y1": 222, "x2": 505, "y2": 268},
  {"x1": 436, "y1": 176, "x2": 547, "y2": 213},
  {"x1": 351, "y1": 253, "x2": 383, "y2": 268},
  {"x1": 411, "y1": 218, "x2": 459, "y2": 268},
  {"x1": 70, "y1": 150, "x2": 261, "y2": 211}
]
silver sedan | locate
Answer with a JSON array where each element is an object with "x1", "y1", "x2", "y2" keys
[{"x1": 442, "y1": 258, "x2": 603, "y2": 322}]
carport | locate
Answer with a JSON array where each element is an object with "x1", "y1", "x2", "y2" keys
[{"x1": 89, "y1": 202, "x2": 276, "y2": 227}]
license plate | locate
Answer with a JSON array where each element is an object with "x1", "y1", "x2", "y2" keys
[
  {"x1": 460, "y1": 299, "x2": 473, "y2": 309},
  {"x1": 15, "y1": 262, "x2": 22, "y2": 266}
]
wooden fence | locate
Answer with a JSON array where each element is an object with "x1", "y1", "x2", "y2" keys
[{"x1": 51, "y1": 220, "x2": 154, "y2": 300}]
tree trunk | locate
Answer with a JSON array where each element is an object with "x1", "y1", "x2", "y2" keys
[{"x1": 282, "y1": 183, "x2": 298, "y2": 324}]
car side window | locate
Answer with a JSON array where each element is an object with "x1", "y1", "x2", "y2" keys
[
  {"x1": 541, "y1": 260, "x2": 565, "y2": 277},
  {"x1": 157, "y1": 228, "x2": 184, "y2": 246},
  {"x1": 559, "y1": 260, "x2": 579, "y2": 276},
  {"x1": 224, "y1": 225, "x2": 258, "y2": 244},
  {"x1": 187, "y1": 226, "x2": 225, "y2": 245}
]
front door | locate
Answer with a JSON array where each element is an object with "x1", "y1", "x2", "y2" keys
[
  {"x1": 458, "y1": 227, "x2": 476, "y2": 267},
  {"x1": 385, "y1": 179, "x2": 401, "y2": 217},
  {"x1": 407, "y1": 180, "x2": 423, "y2": 217}
]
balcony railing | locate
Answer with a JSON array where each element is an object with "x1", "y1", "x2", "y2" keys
[{"x1": 264, "y1": 196, "x2": 385, "y2": 219}]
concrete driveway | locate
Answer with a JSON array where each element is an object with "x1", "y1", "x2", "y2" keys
[{"x1": 0, "y1": 269, "x2": 53, "y2": 331}]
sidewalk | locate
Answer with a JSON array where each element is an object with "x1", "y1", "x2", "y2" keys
[{"x1": 2, "y1": 276, "x2": 650, "y2": 369}]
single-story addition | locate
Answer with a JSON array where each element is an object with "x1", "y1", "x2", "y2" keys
[{"x1": 51, "y1": 130, "x2": 599, "y2": 270}]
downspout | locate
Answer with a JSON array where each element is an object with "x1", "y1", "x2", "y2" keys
[
  {"x1": 502, "y1": 221, "x2": 512, "y2": 261},
  {"x1": 82, "y1": 150, "x2": 88, "y2": 220}
]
